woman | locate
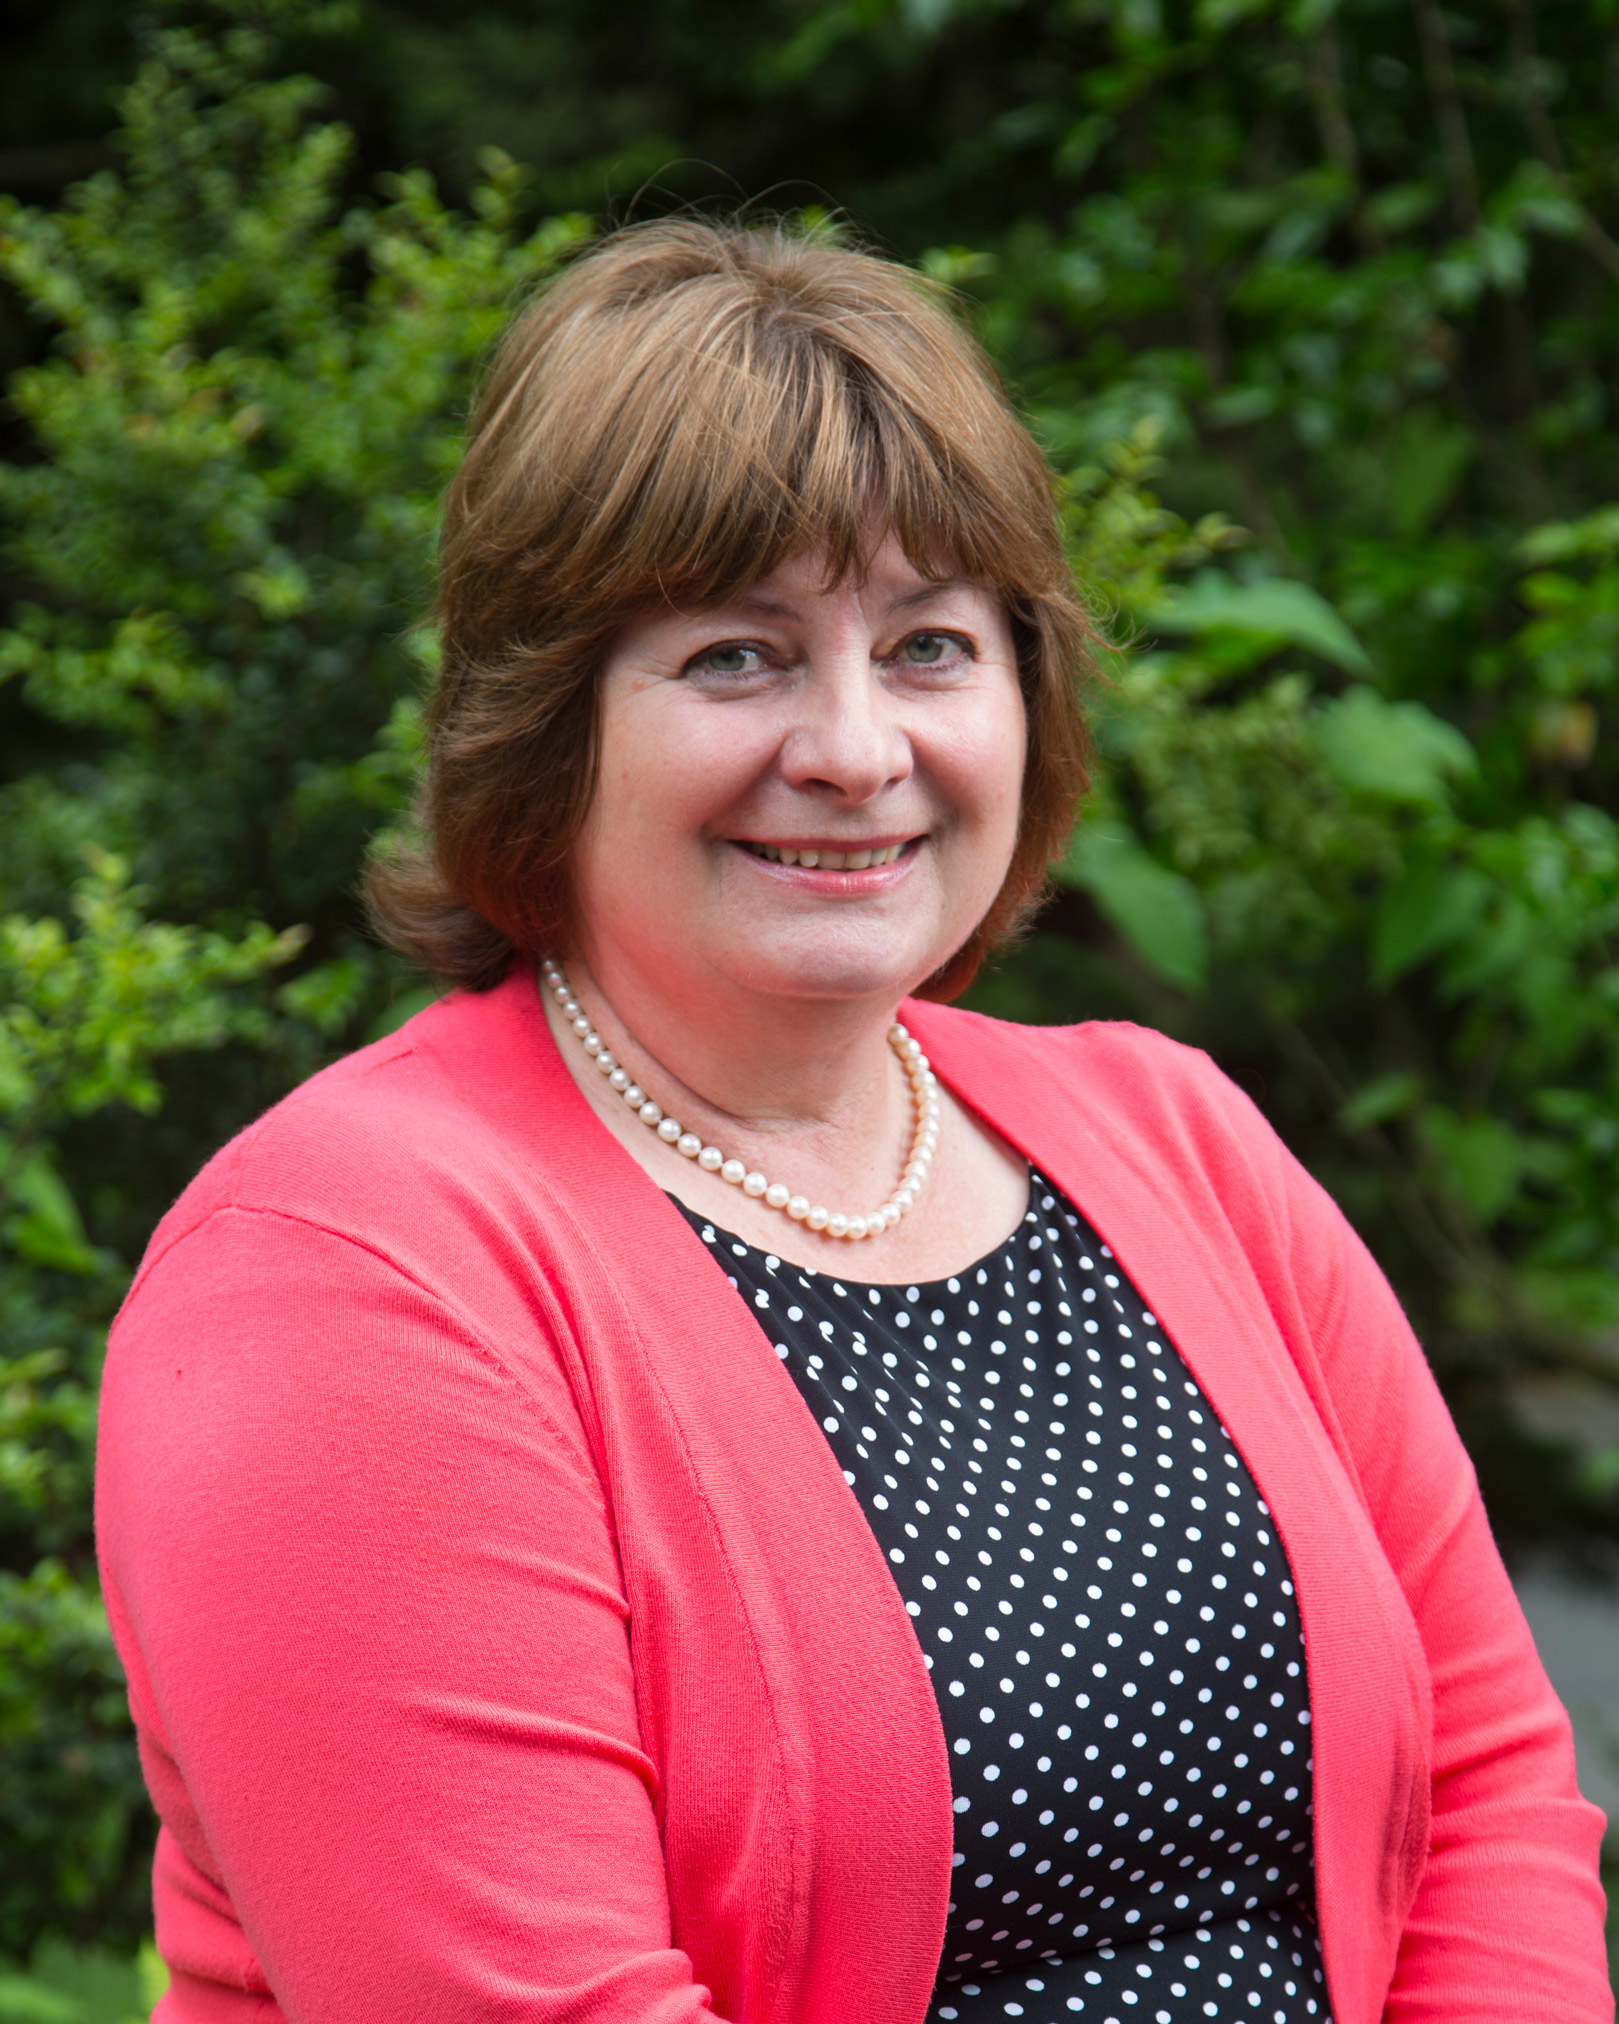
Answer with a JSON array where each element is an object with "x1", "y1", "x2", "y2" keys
[{"x1": 96, "y1": 220, "x2": 1609, "y2": 2024}]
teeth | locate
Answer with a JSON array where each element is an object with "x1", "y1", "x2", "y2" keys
[{"x1": 746, "y1": 841, "x2": 907, "y2": 866}]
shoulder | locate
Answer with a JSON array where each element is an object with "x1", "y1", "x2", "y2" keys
[
  {"x1": 905, "y1": 1000, "x2": 1325, "y2": 1293},
  {"x1": 127, "y1": 971, "x2": 573, "y2": 1300},
  {"x1": 904, "y1": 1000, "x2": 1271, "y2": 1156}
]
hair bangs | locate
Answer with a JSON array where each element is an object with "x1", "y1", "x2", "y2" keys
[
  {"x1": 369, "y1": 219, "x2": 1096, "y2": 994},
  {"x1": 525, "y1": 286, "x2": 1026, "y2": 624}
]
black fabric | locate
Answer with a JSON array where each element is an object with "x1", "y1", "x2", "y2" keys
[{"x1": 676, "y1": 1173, "x2": 1332, "y2": 2024}]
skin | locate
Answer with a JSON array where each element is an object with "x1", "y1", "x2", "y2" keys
[{"x1": 541, "y1": 533, "x2": 1033, "y2": 1278}]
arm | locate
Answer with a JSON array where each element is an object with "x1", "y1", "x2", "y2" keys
[
  {"x1": 1265, "y1": 1127, "x2": 1611, "y2": 2020},
  {"x1": 97, "y1": 1204, "x2": 724, "y2": 2024}
]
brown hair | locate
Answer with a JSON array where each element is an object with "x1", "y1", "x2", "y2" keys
[{"x1": 366, "y1": 217, "x2": 1094, "y2": 999}]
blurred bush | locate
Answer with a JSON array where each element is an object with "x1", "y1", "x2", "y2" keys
[
  {"x1": 0, "y1": 0, "x2": 583, "y2": 1952},
  {"x1": 2, "y1": 0, "x2": 1617, "y2": 1959},
  {"x1": 0, "y1": 1936, "x2": 165, "y2": 2023}
]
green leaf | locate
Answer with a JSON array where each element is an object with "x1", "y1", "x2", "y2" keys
[
  {"x1": 1314, "y1": 688, "x2": 1475, "y2": 807},
  {"x1": 134, "y1": 1942, "x2": 167, "y2": 2020},
  {"x1": 0, "y1": 1973, "x2": 82, "y2": 2023},
  {"x1": 1370, "y1": 863, "x2": 1491, "y2": 985},
  {"x1": 1421, "y1": 1109, "x2": 1526, "y2": 1226},
  {"x1": 1059, "y1": 822, "x2": 1209, "y2": 990},
  {"x1": 1336, "y1": 1071, "x2": 1424, "y2": 1134},
  {"x1": 1384, "y1": 413, "x2": 1474, "y2": 541},
  {"x1": 0, "y1": 1144, "x2": 105, "y2": 1278},
  {"x1": 1517, "y1": 504, "x2": 1619, "y2": 564},
  {"x1": 1140, "y1": 570, "x2": 1371, "y2": 675},
  {"x1": 276, "y1": 957, "x2": 366, "y2": 1037},
  {"x1": 365, "y1": 982, "x2": 442, "y2": 1042}
]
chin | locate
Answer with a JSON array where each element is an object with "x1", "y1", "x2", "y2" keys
[{"x1": 719, "y1": 928, "x2": 945, "y2": 1007}]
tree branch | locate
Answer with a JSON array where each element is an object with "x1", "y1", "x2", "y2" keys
[
  {"x1": 1304, "y1": 23, "x2": 1382, "y2": 256},
  {"x1": 1501, "y1": 0, "x2": 1619, "y2": 287},
  {"x1": 1412, "y1": 0, "x2": 1481, "y2": 233}
]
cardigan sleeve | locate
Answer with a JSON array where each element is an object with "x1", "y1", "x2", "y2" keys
[
  {"x1": 1251, "y1": 1100, "x2": 1612, "y2": 2020},
  {"x1": 96, "y1": 1202, "x2": 730, "y2": 2024}
]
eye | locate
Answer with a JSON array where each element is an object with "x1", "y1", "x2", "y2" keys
[
  {"x1": 899, "y1": 630, "x2": 968, "y2": 667},
  {"x1": 689, "y1": 641, "x2": 766, "y2": 677}
]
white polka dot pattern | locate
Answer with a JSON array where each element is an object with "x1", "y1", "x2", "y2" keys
[{"x1": 679, "y1": 1177, "x2": 1333, "y2": 2024}]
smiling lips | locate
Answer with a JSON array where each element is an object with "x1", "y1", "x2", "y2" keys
[{"x1": 740, "y1": 841, "x2": 909, "y2": 869}]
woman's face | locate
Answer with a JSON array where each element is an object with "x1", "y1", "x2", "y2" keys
[{"x1": 570, "y1": 534, "x2": 1027, "y2": 1014}]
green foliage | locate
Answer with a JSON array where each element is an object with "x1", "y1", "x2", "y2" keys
[
  {"x1": 0, "y1": 1936, "x2": 165, "y2": 2024},
  {"x1": 1040, "y1": 426, "x2": 1619, "y2": 1429},
  {"x1": 0, "y1": 849, "x2": 297, "y2": 1951},
  {"x1": 0, "y1": 13, "x2": 585, "y2": 935},
  {"x1": 0, "y1": 2, "x2": 583, "y2": 1953}
]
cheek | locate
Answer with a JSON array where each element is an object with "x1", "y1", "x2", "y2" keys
[
  {"x1": 583, "y1": 693, "x2": 767, "y2": 872},
  {"x1": 940, "y1": 685, "x2": 1027, "y2": 836}
]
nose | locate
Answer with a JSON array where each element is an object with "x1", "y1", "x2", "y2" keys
[{"x1": 777, "y1": 643, "x2": 913, "y2": 805}]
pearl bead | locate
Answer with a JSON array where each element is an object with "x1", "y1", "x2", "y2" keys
[{"x1": 543, "y1": 958, "x2": 938, "y2": 1243}]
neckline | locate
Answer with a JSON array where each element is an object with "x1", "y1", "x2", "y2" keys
[{"x1": 668, "y1": 1164, "x2": 1045, "y2": 1295}]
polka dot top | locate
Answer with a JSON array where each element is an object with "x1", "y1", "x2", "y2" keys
[{"x1": 676, "y1": 1173, "x2": 1333, "y2": 2024}]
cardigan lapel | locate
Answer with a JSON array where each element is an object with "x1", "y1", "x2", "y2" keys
[
  {"x1": 426, "y1": 971, "x2": 956, "y2": 2024},
  {"x1": 903, "y1": 1000, "x2": 1431, "y2": 2024}
]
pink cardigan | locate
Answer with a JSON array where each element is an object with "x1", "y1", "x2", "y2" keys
[{"x1": 96, "y1": 971, "x2": 1611, "y2": 2024}]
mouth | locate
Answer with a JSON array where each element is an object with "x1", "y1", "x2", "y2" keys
[{"x1": 737, "y1": 839, "x2": 912, "y2": 869}]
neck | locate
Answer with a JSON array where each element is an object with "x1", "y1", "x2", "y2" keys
[
  {"x1": 564, "y1": 939, "x2": 914, "y2": 1146},
  {"x1": 546, "y1": 946, "x2": 939, "y2": 1242}
]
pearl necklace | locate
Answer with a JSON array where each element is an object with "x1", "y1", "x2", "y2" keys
[{"x1": 541, "y1": 957, "x2": 941, "y2": 1240}]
